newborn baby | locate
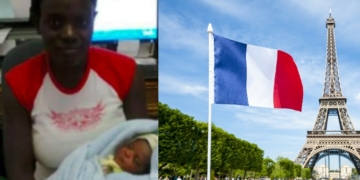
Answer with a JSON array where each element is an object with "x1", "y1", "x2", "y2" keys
[{"x1": 99, "y1": 133, "x2": 158, "y2": 175}]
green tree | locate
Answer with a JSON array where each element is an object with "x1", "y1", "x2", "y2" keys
[
  {"x1": 262, "y1": 157, "x2": 275, "y2": 177},
  {"x1": 229, "y1": 138, "x2": 249, "y2": 179},
  {"x1": 213, "y1": 128, "x2": 230, "y2": 177},
  {"x1": 189, "y1": 122, "x2": 208, "y2": 179},
  {"x1": 301, "y1": 168, "x2": 311, "y2": 179},
  {"x1": 352, "y1": 168, "x2": 358, "y2": 175},
  {"x1": 240, "y1": 143, "x2": 264, "y2": 179},
  {"x1": 294, "y1": 164, "x2": 302, "y2": 178},
  {"x1": 215, "y1": 131, "x2": 244, "y2": 178},
  {"x1": 159, "y1": 103, "x2": 214, "y2": 178},
  {"x1": 211, "y1": 170, "x2": 216, "y2": 180},
  {"x1": 159, "y1": 103, "x2": 207, "y2": 176},
  {"x1": 209, "y1": 125, "x2": 225, "y2": 174},
  {"x1": 278, "y1": 158, "x2": 294, "y2": 179},
  {"x1": 159, "y1": 102, "x2": 265, "y2": 178},
  {"x1": 271, "y1": 162, "x2": 285, "y2": 179}
]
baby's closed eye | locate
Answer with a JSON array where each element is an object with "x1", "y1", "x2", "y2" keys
[{"x1": 134, "y1": 156, "x2": 142, "y2": 167}]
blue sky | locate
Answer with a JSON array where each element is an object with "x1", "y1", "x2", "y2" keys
[{"x1": 158, "y1": 0, "x2": 360, "y2": 170}]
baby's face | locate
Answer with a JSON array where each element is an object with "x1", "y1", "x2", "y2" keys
[{"x1": 114, "y1": 139, "x2": 152, "y2": 174}]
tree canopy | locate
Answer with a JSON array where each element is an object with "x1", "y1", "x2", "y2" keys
[{"x1": 159, "y1": 102, "x2": 264, "y2": 179}]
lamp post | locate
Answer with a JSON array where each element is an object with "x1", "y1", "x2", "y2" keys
[{"x1": 187, "y1": 126, "x2": 204, "y2": 179}]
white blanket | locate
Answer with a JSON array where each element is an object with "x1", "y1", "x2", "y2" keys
[{"x1": 47, "y1": 119, "x2": 158, "y2": 180}]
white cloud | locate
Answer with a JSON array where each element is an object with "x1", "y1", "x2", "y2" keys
[
  {"x1": 160, "y1": 75, "x2": 207, "y2": 99},
  {"x1": 235, "y1": 107, "x2": 316, "y2": 130},
  {"x1": 233, "y1": 103, "x2": 360, "y2": 132},
  {"x1": 356, "y1": 93, "x2": 360, "y2": 100},
  {"x1": 294, "y1": 54, "x2": 325, "y2": 97},
  {"x1": 281, "y1": 151, "x2": 294, "y2": 156},
  {"x1": 244, "y1": 132, "x2": 306, "y2": 145},
  {"x1": 198, "y1": 0, "x2": 360, "y2": 52},
  {"x1": 291, "y1": 51, "x2": 360, "y2": 106},
  {"x1": 159, "y1": 12, "x2": 207, "y2": 56},
  {"x1": 349, "y1": 116, "x2": 360, "y2": 130},
  {"x1": 331, "y1": 62, "x2": 360, "y2": 105},
  {"x1": 291, "y1": 0, "x2": 360, "y2": 21},
  {"x1": 159, "y1": 5, "x2": 298, "y2": 59},
  {"x1": 242, "y1": 132, "x2": 306, "y2": 160},
  {"x1": 290, "y1": 0, "x2": 360, "y2": 48},
  {"x1": 198, "y1": 0, "x2": 254, "y2": 22}
]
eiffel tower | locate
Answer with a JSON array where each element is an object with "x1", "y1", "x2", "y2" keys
[{"x1": 294, "y1": 10, "x2": 360, "y2": 173}]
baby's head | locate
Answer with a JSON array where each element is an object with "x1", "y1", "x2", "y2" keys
[{"x1": 114, "y1": 134, "x2": 158, "y2": 174}]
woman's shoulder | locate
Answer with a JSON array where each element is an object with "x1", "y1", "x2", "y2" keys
[
  {"x1": 89, "y1": 46, "x2": 136, "y2": 67},
  {"x1": 88, "y1": 46, "x2": 137, "y2": 81},
  {"x1": 88, "y1": 47, "x2": 137, "y2": 100},
  {"x1": 4, "y1": 52, "x2": 47, "y2": 111},
  {"x1": 5, "y1": 52, "x2": 47, "y2": 83}
]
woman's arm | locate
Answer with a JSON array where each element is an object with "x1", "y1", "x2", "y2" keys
[
  {"x1": 2, "y1": 81, "x2": 35, "y2": 180},
  {"x1": 123, "y1": 65, "x2": 149, "y2": 120}
]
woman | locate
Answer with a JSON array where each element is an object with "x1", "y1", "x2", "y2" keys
[{"x1": 2, "y1": 0, "x2": 148, "y2": 179}]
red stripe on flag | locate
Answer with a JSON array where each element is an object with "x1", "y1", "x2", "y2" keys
[{"x1": 273, "y1": 50, "x2": 303, "y2": 111}]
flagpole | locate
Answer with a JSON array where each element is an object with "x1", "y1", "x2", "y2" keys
[{"x1": 207, "y1": 23, "x2": 214, "y2": 180}]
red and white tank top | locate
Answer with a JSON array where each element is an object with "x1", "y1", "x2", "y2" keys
[{"x1": 5, "y1": 47, "x2": 136, "y2": 179}]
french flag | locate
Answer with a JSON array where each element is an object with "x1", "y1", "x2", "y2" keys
[{"x1": 211, "y1": 34, "x2": 303, "y2": 111}]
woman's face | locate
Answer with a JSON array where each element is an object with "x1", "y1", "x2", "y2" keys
[{"x1": 37, "y1": 0, "x2": 96, "y2": 67}]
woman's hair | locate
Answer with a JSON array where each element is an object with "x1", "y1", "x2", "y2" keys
[{"x1": 29, "y1": 0, "x2": 97, "y2": 24}]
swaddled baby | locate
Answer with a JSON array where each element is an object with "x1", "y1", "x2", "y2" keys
[{"x1": 99, "y1": 133, "x2": 158, "y2": 175}]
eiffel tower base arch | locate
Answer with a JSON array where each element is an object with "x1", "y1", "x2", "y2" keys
[{"x1": 295, "y1": 131, "x2": 360, "y2": 173}]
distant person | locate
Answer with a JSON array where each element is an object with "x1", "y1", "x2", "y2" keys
[{"x1": 2, "y1": 0, "x2": 148, "y2": 179}]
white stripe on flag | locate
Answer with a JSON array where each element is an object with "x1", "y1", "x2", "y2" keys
[{"x1": 246, "y1": 45, "x2": 278, "y2": 108}]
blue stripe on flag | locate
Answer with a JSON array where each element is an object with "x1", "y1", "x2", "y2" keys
[{"x1": 213, "y1": 34, "x2": 249, "y2": 105}]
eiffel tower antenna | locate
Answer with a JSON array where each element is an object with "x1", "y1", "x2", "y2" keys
[{"x1": 295, "y1": 11, "x2": 360, "y2": 174}]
